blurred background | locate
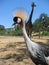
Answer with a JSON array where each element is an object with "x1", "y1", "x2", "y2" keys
[{"x1": 0, "y1": 0, "x2": 49, "y2": 36}]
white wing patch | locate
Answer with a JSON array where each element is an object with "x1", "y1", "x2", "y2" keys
[{"x1": 45, "y1": 56, "x2": 49, "y2": 64}]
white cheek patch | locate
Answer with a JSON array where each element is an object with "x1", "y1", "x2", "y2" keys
[{"x1": 17, "y1": 18, "x2": 21, "y2": 23}]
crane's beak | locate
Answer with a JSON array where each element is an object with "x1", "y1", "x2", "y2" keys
[{"x1": 12, "y1": 22, "x2": 17, "y2": 26}]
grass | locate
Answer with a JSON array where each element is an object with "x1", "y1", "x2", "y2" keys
[{"x1": 42, "y1": 31, "x2": 49, "y2": 36}]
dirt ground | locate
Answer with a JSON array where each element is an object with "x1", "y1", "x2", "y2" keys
[{"x1": 0, "y1": 36, "x2": 49, "y2": 65}]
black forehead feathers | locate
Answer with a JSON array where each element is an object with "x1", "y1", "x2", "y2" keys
[
  {"x1": 13, "y1": 17, "x2": 18, "y2": 22},
  {"x1": 13, "y1": 17, "x2": 22, "y2": 22}
]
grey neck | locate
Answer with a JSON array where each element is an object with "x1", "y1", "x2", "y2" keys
[
  {"x1": 28, "y1": 7, "x2": 34, "y2": 22},
  {"x1": 22, "y1": 21, "x2": 38, "y2": 50},
  {"x1": 22, "y1": 22, "x2": 31, "y2": 43}
]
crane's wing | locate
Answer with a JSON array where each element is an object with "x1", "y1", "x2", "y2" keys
[
  {"x1": 39, "y1": 44, "x2": 49, "y2": 57},
  {"x1": 37, "y1": 42, "x2": 49, "y2": 48}
]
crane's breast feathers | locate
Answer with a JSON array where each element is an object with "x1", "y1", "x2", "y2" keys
[{"x1": 29, "y1": 44, "x2": 49, "y2": 60}]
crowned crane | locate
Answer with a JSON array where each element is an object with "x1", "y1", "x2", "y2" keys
[
  {"x1": 13, "y1": 17, "x2": 49, "y2": 65},
  {"x1": 26, "y1": 2, "x2": 36, "y2": 38}
]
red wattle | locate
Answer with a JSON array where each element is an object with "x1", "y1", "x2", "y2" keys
[{"x1": 20, "y1": 23, "x2": 23, "y2": 28}]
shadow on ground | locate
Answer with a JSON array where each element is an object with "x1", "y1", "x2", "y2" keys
[{"x1": 0, "y1": 40, "x2": 49, "y2": 65}]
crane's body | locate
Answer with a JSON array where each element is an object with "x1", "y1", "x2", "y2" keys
[
  {"x1": 26, "y1": 2, "x2": 36, "y2": 38},
  {"x1": 22, "y1": 21, "x2": 49, "y2": 65},
  {"x1": 13, "y1": 17, "x2": 49, "y2": 65}
]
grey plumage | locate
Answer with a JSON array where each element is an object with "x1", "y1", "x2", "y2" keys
[{"x1": 13, "y1": 17, "x2": 49, "y2": 65}]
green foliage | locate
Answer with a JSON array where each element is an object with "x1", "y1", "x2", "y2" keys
[
  {"x1": 33, "y1": 19, "x2": 42, "y2": 32},
  {"x1": 0, "y1": 25, "x2": 5, "y2": 31},
  {"x1": 0, "y1": 24, "x2": 22, "y2": 36},
  {"x1": 0, "y1": 25, "x2": 5, "y2": 35},
  {"x1": 13, "y1": 25, "x2": 23, "y2": 36},
  {"x1": 42, "y1": 31, "x2": 49, "y2": 36},
  {"x1": 5, "y1": 28, "x2": 13, "y2": 35},
  {"x1": 32, "y1": 13, "x2": 49, "y2": 38},
  {"x1": 0, "y1": 30, "x2": 5, "y2": 35},
  {"x1": 33, "y1": 13, "x2": 49, "y2": 32}
]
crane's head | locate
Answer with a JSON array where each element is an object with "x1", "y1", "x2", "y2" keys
[{"x1": 13, "y1": 17, "x2": 23, "y2": 28}]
